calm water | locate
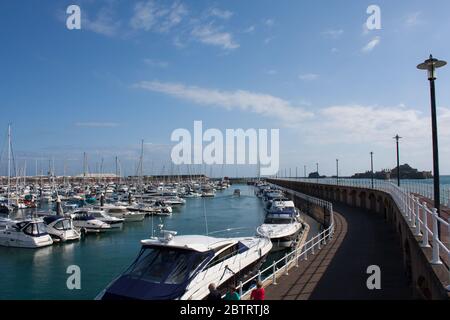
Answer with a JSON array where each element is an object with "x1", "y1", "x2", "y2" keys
[{"x1": 0, "y1": 185, "x2": 319, "y2": 300}]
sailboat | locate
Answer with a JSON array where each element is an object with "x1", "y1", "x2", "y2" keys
[{"x1": 0, "y1": 124, "x2": 14, "y2": 216}]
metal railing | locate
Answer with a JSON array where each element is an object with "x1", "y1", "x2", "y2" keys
[
  {"x1": 236, "y1": 186, "x2": 335, "y2": 299},
  {"x1": 277, "y1": 178, "x2": 450, "y2": 292},
  {"x1": 280, "y1": 177, "x2": 450, "y2": 207}
]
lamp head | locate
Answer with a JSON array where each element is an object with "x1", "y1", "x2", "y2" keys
[{"x1": 417, "y1": 55, "x2": 447, "y2": 80}]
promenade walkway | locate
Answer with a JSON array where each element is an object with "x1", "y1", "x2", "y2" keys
[{"x1": 265, "y1": 202, "x2": 413, "y2": 300}]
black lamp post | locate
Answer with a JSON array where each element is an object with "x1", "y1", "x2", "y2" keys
[
  {"x1": 316, "y1": 162, "x2": 319, "y2": 183},
  {"x1": 304, "y1": 165, "x2": 306, "y2": 179},
  {"x1": 393, "y1": 135, "x2": 402, "y2": 187},
  {"x1": 417, "y1": 54, "x2": 447, "y2": 226},
  {"x1": 336, "y1": 159, "x2": 339, "y2": 185},
  {"x1": 370, "y1": 152, "x2": 374, "y2": 189}
]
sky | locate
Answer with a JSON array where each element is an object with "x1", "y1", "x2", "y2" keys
[{"x1": 1, "y1": 0, "x2": 450, "y2": 177}]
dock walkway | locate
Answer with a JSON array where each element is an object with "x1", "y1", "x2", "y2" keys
[{"x1": 265, "y1": 202, "x2": 413, "y2": 300}]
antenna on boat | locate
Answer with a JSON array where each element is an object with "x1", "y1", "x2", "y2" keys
[{"x1": 203, "y1": 197, "x2": 209, "y2": 235}]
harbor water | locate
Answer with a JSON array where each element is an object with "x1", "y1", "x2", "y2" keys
[{"x1": 0, "y1": 184, "x2": 320, "y2": 300}]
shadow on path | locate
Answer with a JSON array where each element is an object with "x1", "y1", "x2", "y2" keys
[{"x1": 265, "y1": 202, "x2": 413, "y2": 300}]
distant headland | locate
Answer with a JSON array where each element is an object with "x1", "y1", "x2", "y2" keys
[{"x1": 351, "y1": 164, "x2": 432, "y2": 180}]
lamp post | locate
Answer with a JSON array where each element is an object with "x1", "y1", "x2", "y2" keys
[
  {"x1": 417, "y1": 54, "x2": 447, "y2": 235},
  {"x1": 370, "y1": 152, "x2": 374, "y2": 189},
  {"x1": 316, "y1": 162, "x2": 319, "y2": 183},
  {"x1": 336, "y1": 159, "x2": 339, "y2": 185},
  {"x1": 304, "y1": 165, "x2": 306, "y2": 179},
  {"x1": 393, "y1": 135, "x2": 402, "y2": 187}
]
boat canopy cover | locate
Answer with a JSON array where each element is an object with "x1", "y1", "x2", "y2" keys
[
  {"x1": 141, "y1": 235, "x2": 235, "y2": 253},
  {"x1": 43, "y1": 216, "x2": 64, "y2": 224},
  {"x1": 102, "y1": 246, "x2": 213, "y2": 300}
]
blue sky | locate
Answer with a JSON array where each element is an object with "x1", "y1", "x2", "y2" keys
[{"x1": 1, "y1": 0, "x2": 450, "y2": 177}]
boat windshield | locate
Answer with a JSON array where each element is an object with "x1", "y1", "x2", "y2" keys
[
  {"x1": 125, "y1": 247, "x2": 210, "y2": 285},
  {"x1": 23, "y1": 222, "x2": 48, "y2": 237},
  {"x1": 264, "y1": 218, "x2": 293, "y2": 224},
  {"x1": 54, "y1": 219, "x2": 72, "y2": 231}
]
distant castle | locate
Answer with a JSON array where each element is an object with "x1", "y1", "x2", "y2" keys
[{"x1": 352, "y1": 164, "x2": 432, "y2": 180}]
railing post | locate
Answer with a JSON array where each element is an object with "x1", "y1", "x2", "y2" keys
[
  {"x1": 284, "y1": 255, "x2": 289, "y2": 275},
  {"x1": 414, "y1": 198, "x2": 421, "y2": 236},
  {"x1": 421, "y1": 202, "x2": 430, "y2": 248},
  {"x1": 272, "y1": 264, "x2": 277, "y2": 285},
  {"x1": 447, "y1": 188, "x2": 450, "y2": 208},
  {"x1": 318, "y1": 234, "x2": 322, "y2": 250},
  {"x1": 295, "y1": 248, "x2": 299, "y2": 267},
  {"x1": 447, "y1": 217, "x2": 450, "y2": 292},
  {"x1": 304, "y1": 245, "x2": 308, "y2": 261},
  {"x1": 410, "y1": 196, "x2": 416, "y2": 228},
  {"x1": 311, "y1": 239, "x2": 315, "y2": 255},
  {"x1": 257, "y1": 270, "x2": 262, "y2": 282},
  {"x1": 431, "y1": 209, "x2": 442, "y2": 265},
  {"x1": 239, "y1": 281, "x2": 243, "y2": 297}
]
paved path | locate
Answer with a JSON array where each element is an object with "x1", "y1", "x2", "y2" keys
[{"x1": 265, "y1": 202, "x2": 413, "y2": 300}]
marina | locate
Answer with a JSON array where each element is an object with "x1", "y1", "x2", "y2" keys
[
  {"x1": 2, "y1": 1, "x2": 450, "y2": 306},
  {"x1": 0, "y1": 182, "x2": 319, "y2": 300}
]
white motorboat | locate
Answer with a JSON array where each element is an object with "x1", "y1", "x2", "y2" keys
[
  {"x1": 43, "y1": 216, "x2": 81, "y2": 242},
  {"x1": 89, "y1": 210, "x2": 124, "y2": 229},
  {"x1": 201, "y1": 190, "x2": 215, "y2": 198},
  {"x1": 103, "y1": 206, "x2": 146, "y2": 222},
  {"x1": 70, "y1": 210, "x2": 112, "y2": 233},
  {"x1": 160, "y1": 196, "x2": 186, "y2": 206},
  {"x1": 96, "y1": 231, "x2": 273, "y2": 300},
  {"x1": 256, "y1": 199, "x2": 303, "y2": 249},
  {"x1": 0, "y1": 219, "x2": 54, "y2": 248}
]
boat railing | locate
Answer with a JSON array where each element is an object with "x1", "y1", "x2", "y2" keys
[{"x1": 236, "y1": 186, "x2": 335, "y2": 299}]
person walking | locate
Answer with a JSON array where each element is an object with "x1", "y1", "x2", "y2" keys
[
  {"x1": 224, "y1": 285, "x2": 240, "y2": 300},
  {"x1": 206, "y1": 283, "x2": 222, "y2": 301},
  {"x1": 250, "y1": 281, "x2": 265, "y2": 300}
]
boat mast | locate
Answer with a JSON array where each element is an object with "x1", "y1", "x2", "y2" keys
[
  {"x1": 7, "y1": 124, "x2": 11, "y2": 207},
  {"x1": 139, "y1": 139, "x2": 144, "y2": 190}
]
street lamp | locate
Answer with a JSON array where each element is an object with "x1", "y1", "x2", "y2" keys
[
  {"x1": 316, "y1": 162, "x2": 319, "y2": 183},
  {"x1": 393, "y1": 134, "x2": 402, "y2": 187},
  {"x1": 304, "y1": 165, "x2": 306, "y2": 179},
  {"x1": 370, "y1": 152, "x2": 374, "y2": 189},
  {"x1": 417, "y1": 54, "x2": 447, "y2": 227},
  {"x1": 336, "y1": 159, "x2": 339, "y2": 185}
]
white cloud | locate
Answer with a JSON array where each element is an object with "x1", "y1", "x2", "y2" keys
[
  {"x1": 130, "y1": 0, "x2": 187, "y2": 33},
  {"x1": 83, "y1": 7, "x2": 121, "y2": 37},
  {"x1": 134, "y1": 81, "x2": 313, "y2": 126},
  {"x1": 300, "y1": 105, "x2": 450, "y2": 152},
  {"x1": 362, "y1": 36, "x2": 381, "y2": 53},
  {"x1": 321, "y1": 29, "x2": 344, "y2": 39},
  {"x1": 144, "y1": 58, "x2": 169, "y2": 68},
  {"x1": 264, "y1": 36, "x2": 274, "y2": 45},
  {"x1": 405, "y1": 12, "x2": 423, "y2": 27},
  {"x1": 191, "y1": 24, "x2": 239, "y2": 50},
  {"x1": 208, "y1": 8, "x2": 233, "y2": 20},
  {"x1": 264, "y1": 18, "x2": 275, "y2": 27},
  {"x1": 299, "y1": 73, "x2": 319, "y2": 81},
  {"x1": 243, "y1": 25, "x2": 255, "y2": 33},
  {"x1": 265, "y1": 69, "x2": 278, "y2": 75},
  {"x1": 75, "y1": 122, "x2": 120, "y2": 128}
]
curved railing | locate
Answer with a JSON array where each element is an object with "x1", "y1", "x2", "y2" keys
[
  {"x1": 278, "y1": 178, "x2": 450, "y2": 292},
  {"x1": 236, "y1": 184, "x2": 335, "y2": 299}
]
